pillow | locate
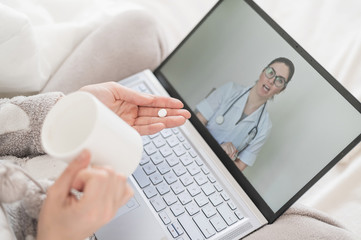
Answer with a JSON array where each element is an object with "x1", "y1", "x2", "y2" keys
[{"x1": 0, "y1": 3, "x2": 50, "y2": 94}]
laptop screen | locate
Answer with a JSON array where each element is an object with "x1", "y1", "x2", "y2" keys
[{"x1": 155, "y1": 0, "x2": 361, "y2": 220}]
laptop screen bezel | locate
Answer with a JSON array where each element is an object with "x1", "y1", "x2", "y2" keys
[{"x1": 153, "y1": 0, "x2": 361, "y2": 223}]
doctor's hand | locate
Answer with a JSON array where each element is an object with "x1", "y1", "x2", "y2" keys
[
  {"x1": 37, "y1": 150, "x2": 133, "y2": 240},
  {"x1": 79, "y1": 82, "x2": 191, "y2": 135},
  {"x1": 221, "y1": 142, "x2": 238, "y2": 160}
]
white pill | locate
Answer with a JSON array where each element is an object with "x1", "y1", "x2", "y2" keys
[{"x1": 158, "y1": 109, "x2": 167, "y2": 118}]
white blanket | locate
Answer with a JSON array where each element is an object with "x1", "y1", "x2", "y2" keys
[{"x1": 0, "y1": 0, "x2": 146, "y2": 94}]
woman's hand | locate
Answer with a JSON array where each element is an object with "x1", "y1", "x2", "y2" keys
[
  {"x1": 37, "y1": 150, "x2": 133, "y2": 240},
  {"x1": 220, "y1": 142, "x2": 247, "y2": 171},
  {"x1": 80, "y1": 82, "x2": 191, "y2": 135},
  {"x1": 220, "y1": 142, "x2": 238, "y2": 160}
]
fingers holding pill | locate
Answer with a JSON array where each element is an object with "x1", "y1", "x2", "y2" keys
[{"x1": 138, "y1": 107, "x2": 191, "y2": 119}]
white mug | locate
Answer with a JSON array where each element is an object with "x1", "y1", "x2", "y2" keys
[{"x1": 41, "y1": 91, "x2": 142, "y2": 177}]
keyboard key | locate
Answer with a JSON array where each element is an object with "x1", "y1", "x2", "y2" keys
[
  {"x1": 167, "y1": 224, "x2": 179, "y2": 238},
  {"x1": 159, "y1": 211, "x2": 171, "y2": 225},
  {"x1": 157, "y1": 162, "x2": 171, "y2": 175},
  {"x1": 177, "y1": 191, "x2": 192, "y2": 205},
  {"x1": 132, "y1": 167, "x2": 150, "y2": 188},
  {"x1": 185, "y1": 202, "x2": 200, "y2": 216},
  {"x1": 183, "y1": 141, "x2": 191, "y2": 150},
  {"x1": 166, "y1": 135, "x2": 179, "y2": 147},
  {"x1": 150, "y1": 196, "x2": 166, "y2": 212},
  {"x1": 201, "y1": 166, "x2": 210, "y2": 175},
  {"x1": 144, "y1": 142, "x2": 157, "y2": 155},
  {"x1": 170, "y1": 203, "x2": 185, "y2": 217},
  {"x1": 143, "y1": 163, "x2": 157, "y2": 175},
  {"x1": 150, "y1": 152, "x2": 164, "y2": 165},
  {"x1": 187, "y1": 183, "x2": 202, "y2": 197},
  {"x1": 141, "y1": 135, "x2": 151, "y2": 145},
  {"x1": 143, "y1": 185, "x2": 158, "y2": 198},
  {"x1": 193, "y1": 212, "x2": 216, "y2": 238},
  {"x1": 173, "y1": 145, "x2": 186, "y2": 157},
  {"x1": 159, "y1": 145, "x2": 173, "y2": 157},
  {"x1": 209, "y1": 194, "x2": 223, "y2": 207},
  {"x1": 194, "y1": 173, "x2": 208, "y2": 186},
  {"x1": 214, "y1": 183, "x2": 223, "y2": 192},
  {"x1": 202, "y1": 204, "x2": 217, "y2": 218},
  {"x1": 177, "y1": 134, "x2": 185, "y2": 142},
  {"x1": 194, "y1": 157, "x2": 204, "y2": 166},
  {"x1": 148, "y1": 133, "x2": 160, "y2": 139},
  {"x1": 139, "y1": 152, "x2": 150, "y2": 166},
  {"x1": 187, "y1": 163, "x2": 201, "y2": 176},
  {"x1": 173, "y1": 164, "x2": 187, "y2": 177},
  {"x1": 178, "y1": 215, "x2": 204, "y2": 240},
  {"x1": 179, "y1": 173, "x2": 194, "y2": 186},
  {"x1": 172, "y1": 222, "x2": 184, "y2": 236},
  {"x1": 217, "y1": 204, "x2": 238, "y2": 226},
  {"x1": 171, "y1": 128, "x2": 179, "y2": 134},
  {"x1": 194, "y1": 193, "x2": 209, "y2": 207},
  {"x1": 163, "y1": 193, "x2": 178, "y2": 206},
  {"x1": 189, "y1": 149, "x2": 197, "y2": 158},
  {"x1": 166, "y1": 154, "x2": 179, "y2": 167},
  {"x1": 153, "y1": 135, "x2": 167, "y2": 148},
  {"x1": 164, "y1": 171, "x2": 177, "y2": 184},
  {"x1": 180, "y1": 153, "x2": 193, "y2": 166},
  {"x1": 208, "y1": 175, "x2": 216, "y2": 183},
  {"x1": 235, "y1": 210, "x2": 244, "y2": 220},
  {"x1": 160, "y1": 129, "x2": 173, "y2": 138},
  {"x1": 220, "y1": 192, "x2": 229, "y2": 201},
  {"x1": 171, "y1": 181, "x2": 185, "y2": 195},
  {"x1": 228, "y1": 201, "x2": 237, "y2": 210},
  {"x1": 210, "y1": 215, "x2": 227, "y2": 232},
  {"x1": 149, "y1": 172, "x2": 163, "y2": 185},
  {"x1": 156, "y1": 182, "x2": 170, "y2": 195},
  {"x1": 201, "y1": 183, "x2": 216, "y2": 196}
]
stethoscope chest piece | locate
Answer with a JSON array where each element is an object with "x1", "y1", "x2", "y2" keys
[{"x1": 216, "y1": 115, "x2": 224, "y2": 125}]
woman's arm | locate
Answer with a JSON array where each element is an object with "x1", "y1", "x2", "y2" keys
[
  {"x1": 234, "y1": 158, "x2": 247, "y2": 171},
  {"x1": 196, "y1": 111, "x2": 208, "y2": 125}
]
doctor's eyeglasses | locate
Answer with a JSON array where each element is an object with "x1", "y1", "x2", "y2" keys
[{"x1": 264, "y1": 67, "x2": 287, "y2": 88}]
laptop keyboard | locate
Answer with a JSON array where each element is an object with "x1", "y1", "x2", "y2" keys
[{"x1": 130, "y1": 80, "x2": 245, "y2": 239}]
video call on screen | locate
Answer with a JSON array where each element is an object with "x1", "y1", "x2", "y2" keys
[{"x1": 159, "y1": 0, "x2": 361, "y2": 212}]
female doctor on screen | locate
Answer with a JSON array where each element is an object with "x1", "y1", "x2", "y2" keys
[{"x1": 195, "y1": 57, "x2": 295, "y2": 171}]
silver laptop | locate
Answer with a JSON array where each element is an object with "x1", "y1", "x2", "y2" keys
[{"x1": 95, "y1": 0, "x2": 361, "y2": 239}]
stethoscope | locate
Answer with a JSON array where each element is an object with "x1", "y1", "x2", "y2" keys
[{"x1": 215, "y1": 87, "x2": 267, "y2": 157}]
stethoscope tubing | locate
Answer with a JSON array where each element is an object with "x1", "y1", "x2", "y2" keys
[{"x1": 216, "y1": 86, "x2": 267, "y2": 156}]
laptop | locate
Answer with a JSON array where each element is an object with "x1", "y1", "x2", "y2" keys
[{"x1": 95, "y1": 0, "x2": 361, "y2": 239}]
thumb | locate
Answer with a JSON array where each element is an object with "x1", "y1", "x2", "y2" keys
[{"x1": 51, "y1": 150, "x2": 91, "y2": 198}]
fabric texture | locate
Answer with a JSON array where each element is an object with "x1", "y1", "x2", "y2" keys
[
  {"x1": 0, "y1": 202, "x2": 16, "y2": 240},
  {"x1": 0, "y1": 92, "x2": 63, "y2": 158},
  {"x1": 0, "y1": 92, "x2": 62, "y2": 240},
  {"x1": 0, "y1": 0, "x2": 156, "y2": 95},
  {"x1": 41, "y1": 7, "x2": 168, "y2": 94},
  {"x1": 244, "y1": 204, "x2": 359, "y2": 240}
]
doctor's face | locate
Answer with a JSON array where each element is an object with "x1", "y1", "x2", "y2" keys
[{"x1": 256, "y1": 62, "x2": 290, "y2": 99}]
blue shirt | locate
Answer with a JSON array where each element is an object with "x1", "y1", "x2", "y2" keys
[{"x1": 196, "y1": 82, "x2": 272, "y2": 166}]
